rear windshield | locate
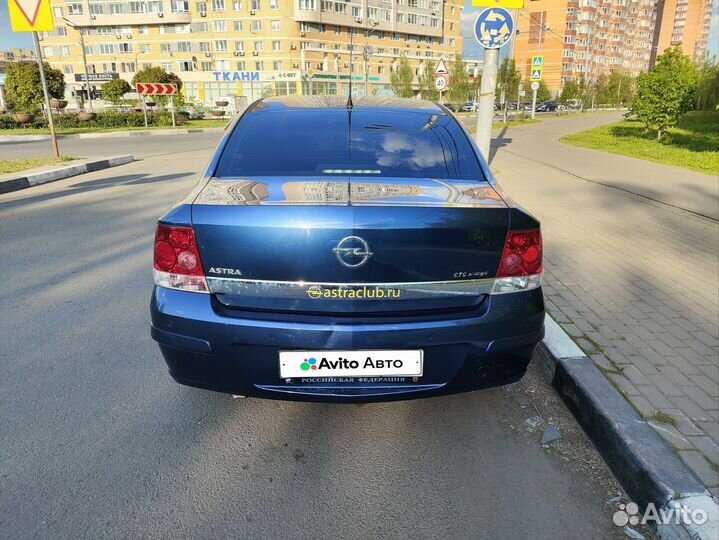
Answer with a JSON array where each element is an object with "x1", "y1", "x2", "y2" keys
[{"x1": 215, "y1": 109, "x2": 485, "y2": 180}]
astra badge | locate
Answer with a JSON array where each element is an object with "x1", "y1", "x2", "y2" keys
[{"x1": 332, "y1": 236, "x2": 373, "y2": 268}]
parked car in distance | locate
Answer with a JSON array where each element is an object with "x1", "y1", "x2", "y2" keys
[
  {"x1": 461, "y1": 102, "x2": 478, "y2": 112},
  {"x1": 536, "y1": 101, "x2": 559, "y2": 112},
  {"x1": 442, "y1": 103, "x2": 456, "y2": 112},
  {"x1": 150, "y1": 96, "x2": 545, "y2": 402}
]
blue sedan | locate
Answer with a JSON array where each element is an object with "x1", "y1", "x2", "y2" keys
[{"x1": 150, "y1": 96, "x2": 544, "y2": 402}]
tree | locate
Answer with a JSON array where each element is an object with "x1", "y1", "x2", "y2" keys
[
  {"x1": 630, "y1": 46, "x2": 698, "y2": 140},
  {"x1": 448, "y1": 54, "x2": 471, "y2": 109},
  {"x1": 535, "y1": 80, "x2": 552, "y2": 102},
  {"x1": 101, "y1": 78, "x2": 132, "y2": 107},
  {"x1": 696, "y1": 57, "x2": 719, "y2": 111},
  {"x1": 132, "y1": 66, "x2": 184, "y2": 107},
  {"x1": 418, "y1": 67, "x2": 439, "y2": 102},
  {"x1": 496, "y1": 58, "x2": 521, "y2": 122},
  {"x1": 390, "y1": 55, "x2": 414, "y2": 98},
  {"x1": 5, "y1": 61, "x2": 65, "y2": 114},
  {"x1": 559, "y1": 79, "x2": 581, "y2": 104},
  {"x1": 596, "y1": 72, "x2": 635, "y2": 106}
]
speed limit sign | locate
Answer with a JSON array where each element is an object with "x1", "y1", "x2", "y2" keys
[{"x1": 435, "y1": 76, "x2": 448, "y2": 91}]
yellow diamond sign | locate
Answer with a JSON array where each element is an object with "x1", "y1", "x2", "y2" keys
[
  {"x1": 472, "y1": 0, "x2": 524, "y2": 8},
  {"x1": 8, "y1": 0, "x2": 54, "y2": 32}
]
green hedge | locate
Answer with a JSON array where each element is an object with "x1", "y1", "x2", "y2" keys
[{"x1": 0, "y1": 111, "x2": 175, "y2": 130}]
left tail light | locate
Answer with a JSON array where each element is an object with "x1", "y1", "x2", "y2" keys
[
  {"x1": 492, "y1": 229, "x2": 543, "y2": 295},
  {"x1": 153, "y1": 224, "x2": 209, "y2": 293}
]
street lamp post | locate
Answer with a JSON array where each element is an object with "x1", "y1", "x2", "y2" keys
[
  {"x1": 63, "y1": 17, "x2": 93, "y2": 112},
  {"x1": 364, "y1": 20, "x2": 379, "y2": 96}
]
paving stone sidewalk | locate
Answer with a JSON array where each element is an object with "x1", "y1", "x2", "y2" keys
[{"x1": 490, "y1": 113, "x2": 719, "y2": 495}]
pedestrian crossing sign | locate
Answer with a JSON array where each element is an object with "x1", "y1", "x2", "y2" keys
[
  {"x1": 531, "y1": 69, "x2": 543, "y2": 81},
  {"x1": 532, "y1": 56, "x2": 544, "y2": 67}
]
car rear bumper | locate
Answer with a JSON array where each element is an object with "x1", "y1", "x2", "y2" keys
[{"x1": 150, "y1": 286, "x2": 545, "y2": 402}]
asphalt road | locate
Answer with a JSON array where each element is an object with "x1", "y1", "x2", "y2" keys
[{"x1": 0, "y1": 140, "x2": 627, "y2": 539}]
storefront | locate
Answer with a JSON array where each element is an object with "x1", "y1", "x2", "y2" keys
[{"x1": 179, "y1": 70, "x2": 301, "y2": 106}]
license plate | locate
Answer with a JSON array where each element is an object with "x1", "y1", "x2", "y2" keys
[{"x1": 279, "y1": 350, "x2": 423, "y2": 379}]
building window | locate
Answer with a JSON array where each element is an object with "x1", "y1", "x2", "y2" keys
[
  {"x1": 215, "y1": 40, "x2": 228, "y2": 51},
  {"x1": 234, "y1": 21, "x2": 243, "y2": 31},
  {"x1": 179, "y1": 61, "x2": 194, "y2": 71},
  {"x1": 61, "y1": 46, "x2": 70, "y2": 56},
  {"x1": 271, "y1": 19, "x2": 280, "y2": 31},
  {"x1": 251, "y1": 0, "x2": 260, "y2": 9},
  {"x1": 237, "y1": 61, "x2": 245, "y2": 70},
  {"x1": 255, "y1": 61, "x2": 264, "y2": 70},
  {"x1": 273, "y1": 60, "x2": 281, "y2": 70},
  {"x1": 216, "y1": 59, "x2": 230, "y2": 70},
  {"x1": 63, "y1": 64, "x2": 73, "y2": 74},
  {"x1": 252, "y1": 20, "x2": 262, "y2": 32},
  {"x1": 234, "y1": 41, "x2": 244, "y2": 51},
  {"x1": 272, "y1": 40, "x2": 281, "y2": 51},
  {"x1": 254, "y1": 41, "x2": 263, "y2": 51},
  {"x1": 298, "y1": 0, "x2": 315, "y2": 9},
  {"x1": 232, "y1": 0, "x2": 241, "y2": 9},
  {"x1": 162, "y1": 62, "x2": 173, "y2": 72},
  {"x1": 211, "y1": 0, "x2": 224, "y2": 10},
  {"x1": 67, "y1": 3, "x2": 83, "y2": 14},
  {"x1": 172, "y1": 0, "x2": 188, "y2": 11},
  {"x1": 53, "y1": 6, "x2": 63, "y2": 16},
  {"x1": 201, "y1": 61, "x2": 213, "y2": 71},
  {"x1": 214, "y1": 20, "x2": 227, "y2": 31}
]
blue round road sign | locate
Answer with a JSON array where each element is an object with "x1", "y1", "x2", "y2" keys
[{"x1": 474, "y1": 8, "x2": 514, "y2": 49}]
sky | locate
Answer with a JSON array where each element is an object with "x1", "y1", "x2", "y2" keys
[{"x1": 1, "y1": 0, "x2": 716, "y2": 59}]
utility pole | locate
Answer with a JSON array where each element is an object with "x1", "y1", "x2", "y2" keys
[
  {"x1": 475, "y1": 48, "x2": 498, "y2": 161},
  {"x1": 64, "y1": 17, "x2": 93, "y2": 112},
  {"x1": 531, "y1": 11, "x2": 545, "y2": 120},
  {"x1": 32, "y1": 31, "x2": 59, "y2": 158}
]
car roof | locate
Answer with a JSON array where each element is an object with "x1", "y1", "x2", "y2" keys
[{"x1": 252, "y1": 95, "x2": 445, "y2": 114}]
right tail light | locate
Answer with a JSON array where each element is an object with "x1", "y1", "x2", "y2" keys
[{"x1": 492, "y1": 229, "x2": 543, "y2": 295}]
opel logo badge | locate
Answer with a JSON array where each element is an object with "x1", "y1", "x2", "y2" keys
[{"x1": 333, "y1": 236, "x2": 373, "y2": 268}]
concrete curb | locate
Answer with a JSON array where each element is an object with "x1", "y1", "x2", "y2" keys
[
  {"x1": 539, "y1": 315, "x2": 718, "y2": 540},
  {"x1": 0, "y1": 127, "x2": 226, "y2": 142},
  {"x1": 0, "y1": 155, "x2": 134, "y2": 195}
]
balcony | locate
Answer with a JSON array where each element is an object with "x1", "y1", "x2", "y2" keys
[
  {"x1": 64, "y1": 5, "x2": 191, "y2": 26},
  {"x1": 293, "y1": 8, "x2": 444, "y2": 38}
]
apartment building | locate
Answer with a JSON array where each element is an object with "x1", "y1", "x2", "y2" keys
[
  {"x1": 651, "y1": 0, "x2": 713, "y2": 65},
  {"x1": 38, "y1": 0, "x2": 464, "y2": 105},
  {"x1": 0, "y1": 48, "x2": 36, "y2": 64},
  {"x1": 513, "y1": 0, "x2": 658, "y2": 93}
]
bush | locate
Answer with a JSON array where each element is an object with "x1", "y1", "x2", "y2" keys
[{"x1": 0, "y1": 111, "x2": 175, "y2": 130}]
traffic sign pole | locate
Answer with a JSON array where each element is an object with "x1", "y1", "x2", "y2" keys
[
  {"x1": 32, "y1": 31, "x2": 59, "y2": 159},
  {"x1": 142, "y1": 95, "x2": 148, "y2": 128},
  {"x1": 473, "y1": 8, "x2": 513, "y2": 160},
  {"x1": 475, "y1": 47, "x2": 498, "y2": 160},
  {"x1": 531, "y1": 13, "x2": 545, "y2": 120}
]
